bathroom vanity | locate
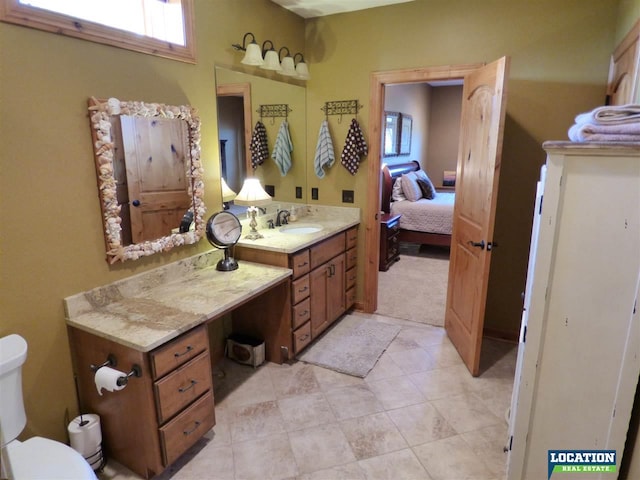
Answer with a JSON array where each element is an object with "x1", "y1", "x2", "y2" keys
[
  {"x1": 234, "y1": 205, "x2": 360, "y2": 353},
  {"x1": 65, "y1": 256, "x2": 291, "y2": 478}
]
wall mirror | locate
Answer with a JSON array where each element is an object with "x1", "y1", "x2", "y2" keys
[
  {"x1": 88, "y1": 97, "x2": 205, "y2": 263},
  {"x1": 215, "y1": 66, "x2": 307, "y2": 208}
]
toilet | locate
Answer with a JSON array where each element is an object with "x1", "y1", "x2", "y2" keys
[{"x1": 0, "y1": 334, "x2": 97, "y2": 480}]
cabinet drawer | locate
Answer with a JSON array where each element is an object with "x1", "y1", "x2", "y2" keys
[
  {"x1": 292, "y1": 275, "x2": 310, "y2": 305},
  {"x1": 159, "y1": 390, "x2": 215, "y2": 467},
  {"x1": 154, "y1": 351, "x2": 213, "y2": 424},
  {"x1": 290, "y1": 250, "x2": 310, "y2": 279},
  {"x1": 346, "y1": 247, "x2": 357, "y2": 270},
  {"x1": 310, "y1": 233, "x2": 345, "y2": 270},
  {"x1": 293, "y1": 322, "x2": 312, "y2": 353},
  {"x1": 387, "y1": 222, "x2": 400, "y2": 238},
  {"x1": 292, "y1": 297, "x2": 311, "y2": 330},
  {"x1": 346, "y1": 227, "x2": 358, "y2": 249},
  {"x1": 346, "y1": 267, "x2": 357, "y2": 290},
  {"x1": 151, "y1": 326, "x2": 209, "y2": 380},
  {"x1": 346, "y1": 287, "x2": 356, "y2": 309}
]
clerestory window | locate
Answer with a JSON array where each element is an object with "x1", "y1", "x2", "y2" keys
[{"x1": 0, "y1": 0, "x2": 196, "y2": 63}]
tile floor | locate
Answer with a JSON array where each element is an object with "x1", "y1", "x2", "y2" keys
[{"x1": 100, "y1": 312, "x2": 517, "y2": 480}]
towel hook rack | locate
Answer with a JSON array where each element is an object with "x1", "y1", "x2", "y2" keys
[
  {"x1": 257, "y1": 104, "x2": 292, "y2": 124},
  {"x1": 321, "y1": 99, "x2": 363, "y2": 123}
]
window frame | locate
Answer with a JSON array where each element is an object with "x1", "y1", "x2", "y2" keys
[{"x1": 0, "y1": 0, "x2": 196, "y2": 63}]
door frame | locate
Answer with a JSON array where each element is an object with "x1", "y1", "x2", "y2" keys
[
  {"x1": 362, "y1": 63, "x2": 484, "y2": 313},
  {"x1": 216, "y1": 82, "x2": 253, "y2": 178}
]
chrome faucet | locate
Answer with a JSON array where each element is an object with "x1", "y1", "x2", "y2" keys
[{"x1": 275, "y1": 209, "x2": 290, "y2": 227}]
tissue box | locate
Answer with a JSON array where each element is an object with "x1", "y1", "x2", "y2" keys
[{"x1": 226, "y1": 334, "x2": 265, "y2": 367}]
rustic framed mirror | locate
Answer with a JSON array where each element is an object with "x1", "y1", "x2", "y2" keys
[
  {"x1": 88, "y1": 97, "x2": 205, "y2": 263},
  {"x1": 383, "y1": 111, "x2": 399, "y2": 156}
]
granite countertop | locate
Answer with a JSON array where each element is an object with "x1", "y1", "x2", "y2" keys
[
  {"x1": 64, "y1": 252, "x2": 291, "y2": 352},
  {"x1": 236, "y1": 204, "x2": 360, "y2": 254}
]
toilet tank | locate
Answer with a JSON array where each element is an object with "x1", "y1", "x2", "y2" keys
[{"x1": 0, "y1": 334, "x2": 28, "y2": 447}]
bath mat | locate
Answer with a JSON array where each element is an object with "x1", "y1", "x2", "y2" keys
[{"x1": 297, "y1": 314, "x2": 401, "y2": 378}]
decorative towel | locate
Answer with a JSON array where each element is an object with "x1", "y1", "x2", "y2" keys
[
  {"x1": 340, "y1": 118, "x2": 368, "y2": 175},
  {"x1": 569, "y1": 104, "x2": 640, "y2": 142},
  {"x1": 272, "y1": 120, "x2": 293, "y2": 176},
  {"x1": 314, "y1": 120, "x2": 335, "y2": 178},
  {"x1": 250, "y1": 121, "x2": 269, "y2": 169}
]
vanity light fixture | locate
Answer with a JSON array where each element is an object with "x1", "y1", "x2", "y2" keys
[
  {"x1": 232, "y1": 32, "x2": 264, "y2": 66},
  {"x1": 293, "y1": 53, "x2": 310, "y2": 80},
  {"x1": 260, "y1": 40, "x2": 282, "y2": 71},
  {"x1": 278, "y1": 47, "x2": 297, "y2": 76},
  {"x1": 221, "y1": 177, "x2": 237, "y2": 210},
  {"x1": 233, "y1": 178, "x2": 272, "y2": 240}
]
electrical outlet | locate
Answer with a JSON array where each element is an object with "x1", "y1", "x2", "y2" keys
[
  {"x1": 342, "y1": 190, "x2": 354, "y2": 203},
  {"x1": 265, "y1": 184, "x2": 275, "y2": 197},
  {"x1": 295, "y1": 186, "x2": 302, "y2": 199},
  {"x1": 311, "y1": 187, "x2": 319, "y2": 200}
]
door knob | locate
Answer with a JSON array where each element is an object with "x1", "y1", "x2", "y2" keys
[
  {"x1": 468, "y1": 240, "x2": 485, "y2": 250},
  {"x1": 132, "y1": 199, "x2": 141, "y2": 207}
]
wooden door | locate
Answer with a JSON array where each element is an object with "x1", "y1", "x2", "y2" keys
[
  {"x1": 310, "y1": 264, "x2": 329, "y2": 338},
  {"x1": 607, "y1": 19, "x2": 640, "y2": 105},
  {"x1": 326, "y1": 253, "x2": 346, "y2": 324},
  {"x1": 120, "y1": 116, "x2": 192, "y2": 243},
  {"x1": 445, "y1": 57, "x2": 510, "y2": 376}
]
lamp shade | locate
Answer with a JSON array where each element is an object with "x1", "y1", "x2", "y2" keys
[
  {"x1": 295, "y1": 60, "x2": 310, "y2": 80},
  {"x1": 234, "y1": 178, "x2": 272, "y2": 207},
  {"x1": 261, "y1": 49, "x2": 282, "y2": 71},
  {"x1": 279, "y1": 55, "x2": 296, "y2": 76},
  {"x1": 241, "y1": 42, "x2": 264, "y2": 66},
  {"x1": 221, "y1": 178, "x2": 237, "y2": 202}
]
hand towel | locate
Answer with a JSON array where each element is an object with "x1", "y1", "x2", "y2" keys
[
  {"x1": 340, "y1": 118, "x2": 368, "y2": 175},
  {"x1": 314, "y1": 120, "x2": 335, "y2": 178},
  {"x1": 569, "y1": 120, "x2": 640, "y2": 142},
  {"x1": 250, "y1": 121, "x2": 269, "y2": 170},
  {"x1": 272, "y1": 120, "x2": 293, "y2": 176},
  {"x1": 574, "y1": 104, "x2": 640, "y2": 125}
]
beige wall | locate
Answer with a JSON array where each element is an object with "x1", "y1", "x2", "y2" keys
[
  {"x1": 305, "y1": 0, "x2": 618, "y2": 336},
  {"x1": 0, "y1": 0, "x2": 304, "y2": 442},
  {"x1": 426, "y1": 85, "x2": 463, "y2": 187},
  {"x1": 0, "y1": 0, "x2": 633, "y2": 445}
]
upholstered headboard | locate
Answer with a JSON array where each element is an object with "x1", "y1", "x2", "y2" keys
[{"x1": 381, "y1": 160, "x2": 420, "y2": 213}]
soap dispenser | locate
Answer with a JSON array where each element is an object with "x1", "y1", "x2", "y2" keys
[{"x1": 289, "y1": 206, "x2": 298, "y2": 222}]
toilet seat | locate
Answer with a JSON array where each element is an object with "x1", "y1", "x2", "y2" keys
[{"x1": 4, "y1": 437, "x2": 97, "y2": 480}]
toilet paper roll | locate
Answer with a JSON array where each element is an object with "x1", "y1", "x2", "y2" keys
[
  {"x1": 68, "y1": 414, "x2": 101, "y2": 458},
  {"x1": 94, "y1": 366, "x2": 127, "y2": 396}
]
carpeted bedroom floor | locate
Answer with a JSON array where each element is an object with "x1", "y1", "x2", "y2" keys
[{"x1": 376, "y1": 243, "x2": 450, "y2": 327}]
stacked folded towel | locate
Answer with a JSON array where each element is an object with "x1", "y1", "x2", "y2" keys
[
  {"x1": 340, "y1": 118, "x2": 368, "y2": 175},
  {"x1": 569, "y1": 104, "x2": 640, "y2": 142},
  {"x1": 314, "y1": 120, "x2": 335, "y2": 178},
  {"x1": 272, "y1": 120, "x2": 293, "y2": 176},
  {"x1": 250, "y1": 121, "x2": 269, "y2": 169}
]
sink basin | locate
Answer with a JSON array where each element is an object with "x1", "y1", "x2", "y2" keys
[{"x1": 279, "y1": 223, "x2": 323, "y2": 235}]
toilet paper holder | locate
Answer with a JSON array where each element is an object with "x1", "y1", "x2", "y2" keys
[{"x1": 90, "y1": 354, "x2": 142, "y2": 386}]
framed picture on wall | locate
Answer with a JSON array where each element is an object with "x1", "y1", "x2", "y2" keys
[
  {"x1": 399, "y1": 113, "x2": 412, "y2": 155},
  {"x1": 383, "y1": 111, "x2": 400, "y2": 156}
]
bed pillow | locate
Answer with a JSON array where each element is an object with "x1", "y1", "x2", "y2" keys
[
  {"x1": 414, "y1": 170, "x2": 437, "y2": 200},
  {"x1": 391, "y1": 177, "x2": 406, "y2": 201},
  {"x1": 401, "y1": 172, "x2": 422, "y2": 202}
]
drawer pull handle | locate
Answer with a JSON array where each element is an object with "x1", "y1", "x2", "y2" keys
[
  {"x1": 298, "y1": 286, "x2": 309, "y2": 293},
  {"x1": 299, "y1": 310, "x2": 309, "y2": 317},
  {"x1": 297, "y1": 261, "x2": 308, "y2": 267},
  {"x1": 178, "y1": 379, "x2": 198, "y2": 393},
  {"x1": 174, "y1": 345, "x2": 193, "y2": 358},
  {"x1": 183, "y1": 420, "x2": 201, "y2": 436},
  {"x1": 299, "y1": 334, "x2": 310, "y2": 341}
]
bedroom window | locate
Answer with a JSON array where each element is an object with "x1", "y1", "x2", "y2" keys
[{"x1": 0, "y1": 0, "x2": 196, "y2": 63}]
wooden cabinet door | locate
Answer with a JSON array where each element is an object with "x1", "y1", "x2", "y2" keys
[
  {"x1": 607, "y1": 19, "x2": 640, "y2": 105},
  {"x1": 309, "y1": 263, "x2": 329, "y2": 338},
  {"x1": 309, "y1": 253, "x2": 346, "y2": 338},
  {"x1": 326, "y1": 253, "x2": 346, "y2": 324}
]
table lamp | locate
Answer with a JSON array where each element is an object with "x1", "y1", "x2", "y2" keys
[{"x1": 233, "y1": 177, "x2": 272, "y2": 239}]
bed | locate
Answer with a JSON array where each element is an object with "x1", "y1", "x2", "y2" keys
[{"x1": 381, "y1": 160, "x2": 454, "y2": 247}]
